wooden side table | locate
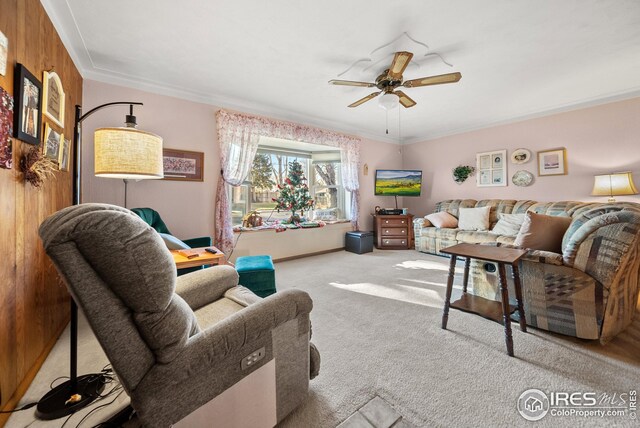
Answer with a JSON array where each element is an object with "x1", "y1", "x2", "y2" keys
[
  {"x1": 171, "y1": 246, "x2": 225, "y2": 269},
  {"x1": 440, "y1": 243, "x2": 527, "y2": 357}
]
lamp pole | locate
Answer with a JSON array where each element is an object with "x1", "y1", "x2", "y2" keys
[{"x1": 36, "y1": 102, "x2": 144, "y2": 420}]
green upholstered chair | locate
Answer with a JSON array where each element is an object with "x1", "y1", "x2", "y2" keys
[
  {"x1": 131, "y1": 207, "x2": 212, "y2": 276},
  {"x1": 235, "y1": 255, "x2": 277, "y2": 297}
]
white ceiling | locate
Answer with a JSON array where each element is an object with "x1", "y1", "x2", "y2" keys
[{"x1": 42, "y1": 0, "x2": 640, "y2": 144}]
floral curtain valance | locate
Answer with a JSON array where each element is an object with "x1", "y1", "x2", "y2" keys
[{"x1": 215, "y1": 109, "x2": 361, "y2": 254}]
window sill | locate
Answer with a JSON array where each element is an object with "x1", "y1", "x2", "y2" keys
[{"x1": 233, "y1": 220, "x2": 350, "y2": 233}]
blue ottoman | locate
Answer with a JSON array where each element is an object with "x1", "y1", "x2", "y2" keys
[{"x1": 235, "y1": 255, "x2": 276, "y2": 297}]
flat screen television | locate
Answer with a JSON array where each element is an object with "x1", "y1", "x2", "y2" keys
[{"x1": 374, "y1": 170, "x2": 422, "y2": 197}]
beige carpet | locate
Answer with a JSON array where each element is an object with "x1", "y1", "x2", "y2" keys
[{"x1": 8, "y1": 250, "x2": 640, "y2": 427}]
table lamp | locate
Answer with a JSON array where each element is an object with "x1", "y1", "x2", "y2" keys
[{"x1": 591, "y1": 172, "x2": 638, "y2": 202}]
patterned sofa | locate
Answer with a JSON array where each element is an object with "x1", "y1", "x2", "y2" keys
[{"x1": 413, "y1": 199, "x2": 640, "y2": 343}]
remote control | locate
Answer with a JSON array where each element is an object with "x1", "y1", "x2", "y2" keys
[{"x1": 205, "y1": 248, "x2": 218, "y2": 254}]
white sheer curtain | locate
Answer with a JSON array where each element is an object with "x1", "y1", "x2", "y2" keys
[
  {"x1": 215, "y1": 109, "x2": 361, "y2": 254},
  {"x1": 215, "y1": 111, "x2": 261, "y2": 254}
]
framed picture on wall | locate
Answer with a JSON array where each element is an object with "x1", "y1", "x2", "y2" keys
[
  {"x1": 43, "y1": 123, "x2": 63, "y2": 164},
  {"x1": 476, "y1": 149, "x2": 507, "y2": 187},
  {"x1": 162, "y1": 148, "x2": 204, "y2": 181},
  {"x1": 537, "y1": 148, "x2": 567, "y2": 176},
  {"x1": 13, "y1": 63, "x2": 42, "y2": 145},
  {"x1": 42, "y1": 70, "x2": 65, "y2": 129},
  {"x1": 58, "y1": 138, "x2": 70, "y2": 171}
]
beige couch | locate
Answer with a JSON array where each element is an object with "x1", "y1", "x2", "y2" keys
[{"x1": 413, "y1": 199, "x2": 640, "y2": 343}]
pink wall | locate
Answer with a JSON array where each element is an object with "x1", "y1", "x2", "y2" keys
[
  {"x1": 358, "y1": 138, "x2": 404, "y2": 230},
  {"x1": 82, "y1": 80, "x2": 402, "y2": 237},
  {"x1": 402, "y1": 97, "x2": 640, "y2": 215}
]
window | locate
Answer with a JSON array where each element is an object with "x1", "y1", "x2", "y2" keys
[{"x1": 230, "y1": 140, "x2": 348, "y2": 225}]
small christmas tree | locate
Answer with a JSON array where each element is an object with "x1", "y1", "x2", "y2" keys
[{"x1": 273, "y1": 160, "x2": 314, "y2": 223}]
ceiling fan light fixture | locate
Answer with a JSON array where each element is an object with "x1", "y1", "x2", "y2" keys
[{"x1": 378, "y1": 92, "x2": 399, "y2": 111}]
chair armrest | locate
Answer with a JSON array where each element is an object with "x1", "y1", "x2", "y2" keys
[
  {"x1": 183, "y1": 236, "x2": 213, "y2": 248},
  {"x1": 413, "y1": 217, "x2": 431, "y2": 228},
  {"x1": 144, "y1": 289, "x2": 312, "y2": 387},
  {"x1": 175, "y1": 265, "x2": 238, "y2": 310}
]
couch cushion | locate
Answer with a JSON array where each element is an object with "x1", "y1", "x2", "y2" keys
[
  {"x1": 425, "y1": 211, "x2": 458, "y2": 228},
  {"x1": 458, "y1": 206, "x2": 491, "y2": 231},
  {"x1": 434, "y1": 199, "x2": 477, "y2": 217},
  {"x1": 514, "y1": 211, "x2": 572, "y2": 253},
  {"x1": 420, "y1": 227, "x2": 459, "y2": 241},
  {"x1": 512, "y1": 200, "x2": 537, "y2": 214},
  {"x1": 496, "y1": 235, "x2": 516, "y2": 245},
  {"x1": 456, "y1": 230, "x2": 498, "y2": 244},
  {"x1": 490, "y1": 213, "x2": 526, "y2": 236}
]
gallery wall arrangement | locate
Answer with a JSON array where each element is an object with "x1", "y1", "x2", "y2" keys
[{"x1": 0, "y1": 0, "x2": 83, "y2": 423}]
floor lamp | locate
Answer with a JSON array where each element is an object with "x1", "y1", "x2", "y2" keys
[{"x1": 36, "y1": 102, "x2": 163, "y2": 420}]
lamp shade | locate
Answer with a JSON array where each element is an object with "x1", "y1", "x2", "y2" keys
[
  {"x1": 94, "y1": 127, "x2": 164, "y2": 179},
  {"x1": 591, "y1": 172, "x2": 638, "y2": 201},
  {"x1": 378, "y1": 92, "x2": 399, "y2": 110}
]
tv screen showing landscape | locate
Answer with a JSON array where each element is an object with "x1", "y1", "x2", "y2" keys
[{"x1": 374, "y1": 170, "x2": 423, "y2": 196}]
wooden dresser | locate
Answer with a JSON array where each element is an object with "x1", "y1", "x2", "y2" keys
[{"x1": 373, "y1": 214, "x2": 414, "y2": 249}]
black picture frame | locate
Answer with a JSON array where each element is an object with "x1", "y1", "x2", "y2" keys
[{"x1": 13, "y1": 63, "x2": 42, "y2": 145}]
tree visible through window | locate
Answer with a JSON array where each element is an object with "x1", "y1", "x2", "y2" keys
[{"x1": 230, "y1": 146, "x2": 347, "y2": 225}]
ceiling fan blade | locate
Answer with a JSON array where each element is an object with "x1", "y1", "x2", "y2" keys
[
  {"x1": 328, "y1": 79, "x2": 376, "y2": 88},
  {"x1": 387, "y1": 51, "x2": 414, "y2": 80},
  {"x1": 402, "y1": 72, "x2": 462, "y2": 88},
  {"x1": 395, "y1": 90, "x2": 417, "y2": 108},
  {"x1": 348, "y1": 91, "x2": 381, "y2": 108}
]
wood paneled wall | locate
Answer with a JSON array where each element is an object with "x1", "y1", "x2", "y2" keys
[{"x1": 0, "y1": 0, "x2": 82, "y2": 424}]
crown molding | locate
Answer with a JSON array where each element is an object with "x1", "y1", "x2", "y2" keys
[{"x1": 402, "y1": 87, "x2": 640, "y2": 145}]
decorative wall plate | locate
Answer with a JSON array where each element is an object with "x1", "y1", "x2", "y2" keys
[
  {"x1": 511, "y1": 148, "x2": 531, "y2": 164},
  {"x1": 512, "y1": 170, "x2": 534, "y2": 187}
]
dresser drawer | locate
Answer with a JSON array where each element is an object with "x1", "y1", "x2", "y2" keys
[
  {"x1": 381, "y1": 227, "x2": 408, "y2": 237},
  {"x1": 380, "y1": 218, "x2": 408, "y2": 227},
  {"x1": 381, "y1": 238, "x2": 409, "y2": 247}
]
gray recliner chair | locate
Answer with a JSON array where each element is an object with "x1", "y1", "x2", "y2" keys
[{"x1": 39, "y1": 203, "x2": 319, "y2": 427}]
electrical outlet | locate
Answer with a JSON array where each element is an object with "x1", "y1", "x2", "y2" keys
[{"x1": 241, "y1": 347, "x2": 265, "y2": 370}]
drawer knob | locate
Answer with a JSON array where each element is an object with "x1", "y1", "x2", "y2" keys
[
  {"x1": 385, "y1": 220, "x2": 389, "y2": 223},
  {"x1": 402, "y1": 230, "x2": 405, "y2": 234},
  {"x1": 402, "y1": 241, "x2": 405, "y2": 244},
  {"x1": 386, "y1": 230, "x2": 390, "y2": 233},
  {"x1": 384, "y1": 240, "x2": 389, "y2": 244}
]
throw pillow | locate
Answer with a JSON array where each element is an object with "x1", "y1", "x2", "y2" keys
[
  {"x1": 514, "y1": 211, "x2": 572, "y2": 253},
  {"x1": 490, "y1": 213, "x2": 526, "y2": 236},
  {"x1": 458, "y1": 206, "x2": 491, "y2": 231},
  {"x1": 425, "y1": 211, "x2": 458, "y2": 228},
  {"x1": 159, "y1": 233, "x2": 190, "y2": 250},
  {"x1": 313, "y1": 208, "x2": 338, "y2": 221}
]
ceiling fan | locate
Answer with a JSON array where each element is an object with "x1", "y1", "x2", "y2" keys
[{"x1": 329, "y1": 51, "x2": 462, "y2": 108}]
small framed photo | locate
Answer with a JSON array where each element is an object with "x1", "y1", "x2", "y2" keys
[
  {"x1": 13, "y1": 63, "x2": 42, "y2": 145},
  {"x1": 477, "y1": 149, "x2": 507, "y2": 187},
  {"x1": 162, "y1": 148, "x2": 204, "y2": 181},
  {"x1": 43, "y1": 123, "x2": 63, "y2": 164},
  {"x1": 0, "y1": 30, "x2": 8, "y2": 76},
  {"x1": 58, "y1": 138, "x2": 70, "y2": 171},
  {"x1": 479, "y1": 170, "x2": 491, "y2": 185},
  {"x1": 479, "y1": 155, "x2": 491, "y2": 169},
  {"x1": 43, "y1": 70, "x2": 65, "y2": 129},
  {"x1": 537, "y1": 148, "x2": 567, "y2": 176},
  {"x1": 511, "y1": 148, "x2": 531, "y2": 164}
]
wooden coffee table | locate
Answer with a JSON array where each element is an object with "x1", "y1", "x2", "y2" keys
[
  {"x1": 440, "y1": 243, "x2": 528, "y2": 357},
  {"x1": 171, "y1": 246, "x2": 225, "y2": 269}
]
